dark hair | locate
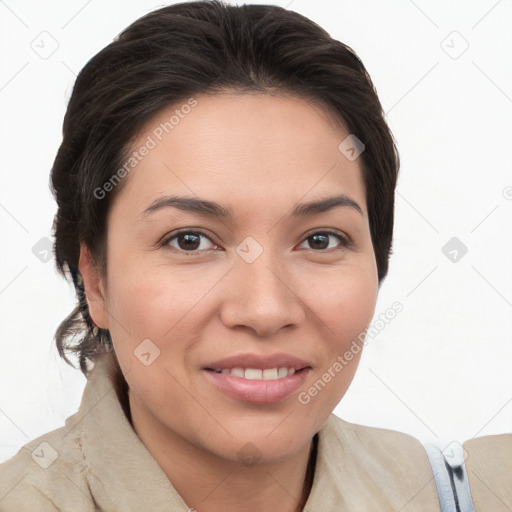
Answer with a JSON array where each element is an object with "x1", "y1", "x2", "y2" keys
[{"x1": 51, "y1": 0, "x2": 400, "y2": 376}]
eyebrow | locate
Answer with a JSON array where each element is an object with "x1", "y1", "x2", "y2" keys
[{"x1": 139, "y1": 194, "x2": 363, "y2": 220}]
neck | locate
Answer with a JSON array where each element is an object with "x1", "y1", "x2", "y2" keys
[{"x1": 128, "y1": 389, "x2": 317, "y2": 512}]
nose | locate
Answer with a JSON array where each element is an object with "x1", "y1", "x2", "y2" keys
[{"x1": 219, "y1": 248, "x2": 305, "y2": 338}]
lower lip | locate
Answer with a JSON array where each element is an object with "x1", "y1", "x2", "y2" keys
[{"x1": 202, "y1": 368, "x2": 310, "y2": 404}]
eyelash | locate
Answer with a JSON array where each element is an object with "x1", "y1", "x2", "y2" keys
[{"x1": 160, "y1": 228, "x2": 352, "y2": 256}]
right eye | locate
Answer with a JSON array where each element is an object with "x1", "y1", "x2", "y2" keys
[{"x1": 161, "y1": 229, "x2": 220, "y2": 255}]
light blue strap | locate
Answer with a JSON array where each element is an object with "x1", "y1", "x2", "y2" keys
[{"x1": 424, "y1": 442, "x2": 476, "y2": 512}]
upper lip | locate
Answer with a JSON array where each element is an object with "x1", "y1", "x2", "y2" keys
[{"x1": 203, "y1": 353, "x2": 312, "y2": 371}]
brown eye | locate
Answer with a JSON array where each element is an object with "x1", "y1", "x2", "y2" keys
[
  {"x1": 298, "y1": 231, "x2": 350, "y2": 251},
  {"x1": 163, "y1": 230, "x2": 217, "y2": 254}
]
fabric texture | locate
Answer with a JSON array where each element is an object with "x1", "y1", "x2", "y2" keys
[
  {"x1": 464, "y1": 434, "x2": 512, "y2": 512},
  {"x1": 0, "y1": 351, "x2": 507, "y2": 511}
]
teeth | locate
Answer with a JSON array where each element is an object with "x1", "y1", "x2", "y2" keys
[
  {"x1": 278, "y1": 367, "x2": 288, "y2": 378},
  {"x1": 245, "y1": 368, "x2": 262, "y2": 380},
  {"x1": 215, "y1": 367, "x2": 298, "y2": 380},
  {"x1": 262, "y1": 368, "x2": 278, "y2": 380},
  {"x1": 231, "y1": 367, "x2": 245, "y2": 378}
]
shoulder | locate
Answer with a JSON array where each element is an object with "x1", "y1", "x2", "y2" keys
[
  {"x1": 0, "y1": 413, "x2": 95, "y2": 512},
  {"x1": 463, "y1": 433, "x2": 512, "y2": 511},
  {"x1": 325, "y1": 413, "x2": 433, "y2": 466},
  {"x1": 317, "y1": 415, "x2": 440, "y2": 511}
]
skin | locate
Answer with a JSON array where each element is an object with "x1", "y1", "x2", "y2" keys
[{"x1": 79, "y1": 92, "x2": 379, "y2": 512}]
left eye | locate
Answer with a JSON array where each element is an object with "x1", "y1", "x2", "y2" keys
[{"x1": 297, "y1": 231, "x2": 349, "y2": 251}]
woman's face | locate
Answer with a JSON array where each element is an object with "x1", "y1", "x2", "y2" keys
[{"x1": 83, "y1": 92, "x2": 379, "y2": 464}]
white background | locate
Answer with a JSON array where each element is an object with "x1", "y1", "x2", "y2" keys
[{"x1": 0, "y1": 0, "x2": 511, "y2": 463}]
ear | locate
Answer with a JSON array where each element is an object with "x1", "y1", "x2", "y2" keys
[{"x1": 78, "y1": 243, "x2": 109, "y2": 329}]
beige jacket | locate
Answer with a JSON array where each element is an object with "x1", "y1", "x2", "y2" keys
[{"x1": 1, "y1": 352, "x2": 510, "y2": 511}]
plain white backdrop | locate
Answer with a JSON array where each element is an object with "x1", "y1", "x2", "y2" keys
[{"x1": 0, "y1": 0, "x2": 511, "y2": 463}]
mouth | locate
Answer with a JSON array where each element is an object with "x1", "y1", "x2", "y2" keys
[
  {"x1": 205, "y1": 366, "x2": 308, "y2": 380},
  {"x1": 201, "y1": 353, "x2": 312, "y2": 403}
]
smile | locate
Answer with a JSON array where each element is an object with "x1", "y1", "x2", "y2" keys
[
  {"x1": 209, "y1": 367, "x2": 298, "y2": 379},
  {"x1": 203, "y1": 367, "x2": 311, "y2": 404}
]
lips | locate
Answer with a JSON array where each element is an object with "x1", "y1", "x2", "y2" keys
[
  {"x1": 203, "y1": 353, "x2": 312, "y2": 372},
  {"x1": 213, "y1": 367, "x2": 297, "y2": 380},
  {"x1": 202, "y1": 353, "x2": 312, "y2": 403}
]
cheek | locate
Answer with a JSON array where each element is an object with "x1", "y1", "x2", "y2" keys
[
  {"x1": 295, "y1": 270, "x2": 376, "y2": 430},
  {"x1": 301, "y1": 263, "x2": 378, "y2": 343},
  {"x1": 104, "y1": 265, "x2": 205, "y2": 401},
  {"x1": 104, "y1": 256, "x2": 211, "y2": 338}
]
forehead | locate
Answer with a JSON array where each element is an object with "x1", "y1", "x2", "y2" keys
[{"x1": 111, "y1": 92, "x2": 366, "y2": 218}]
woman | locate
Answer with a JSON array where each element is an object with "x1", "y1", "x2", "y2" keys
[{"x1": 0, "y1": 1, "x2": 510, "y2": 511}]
